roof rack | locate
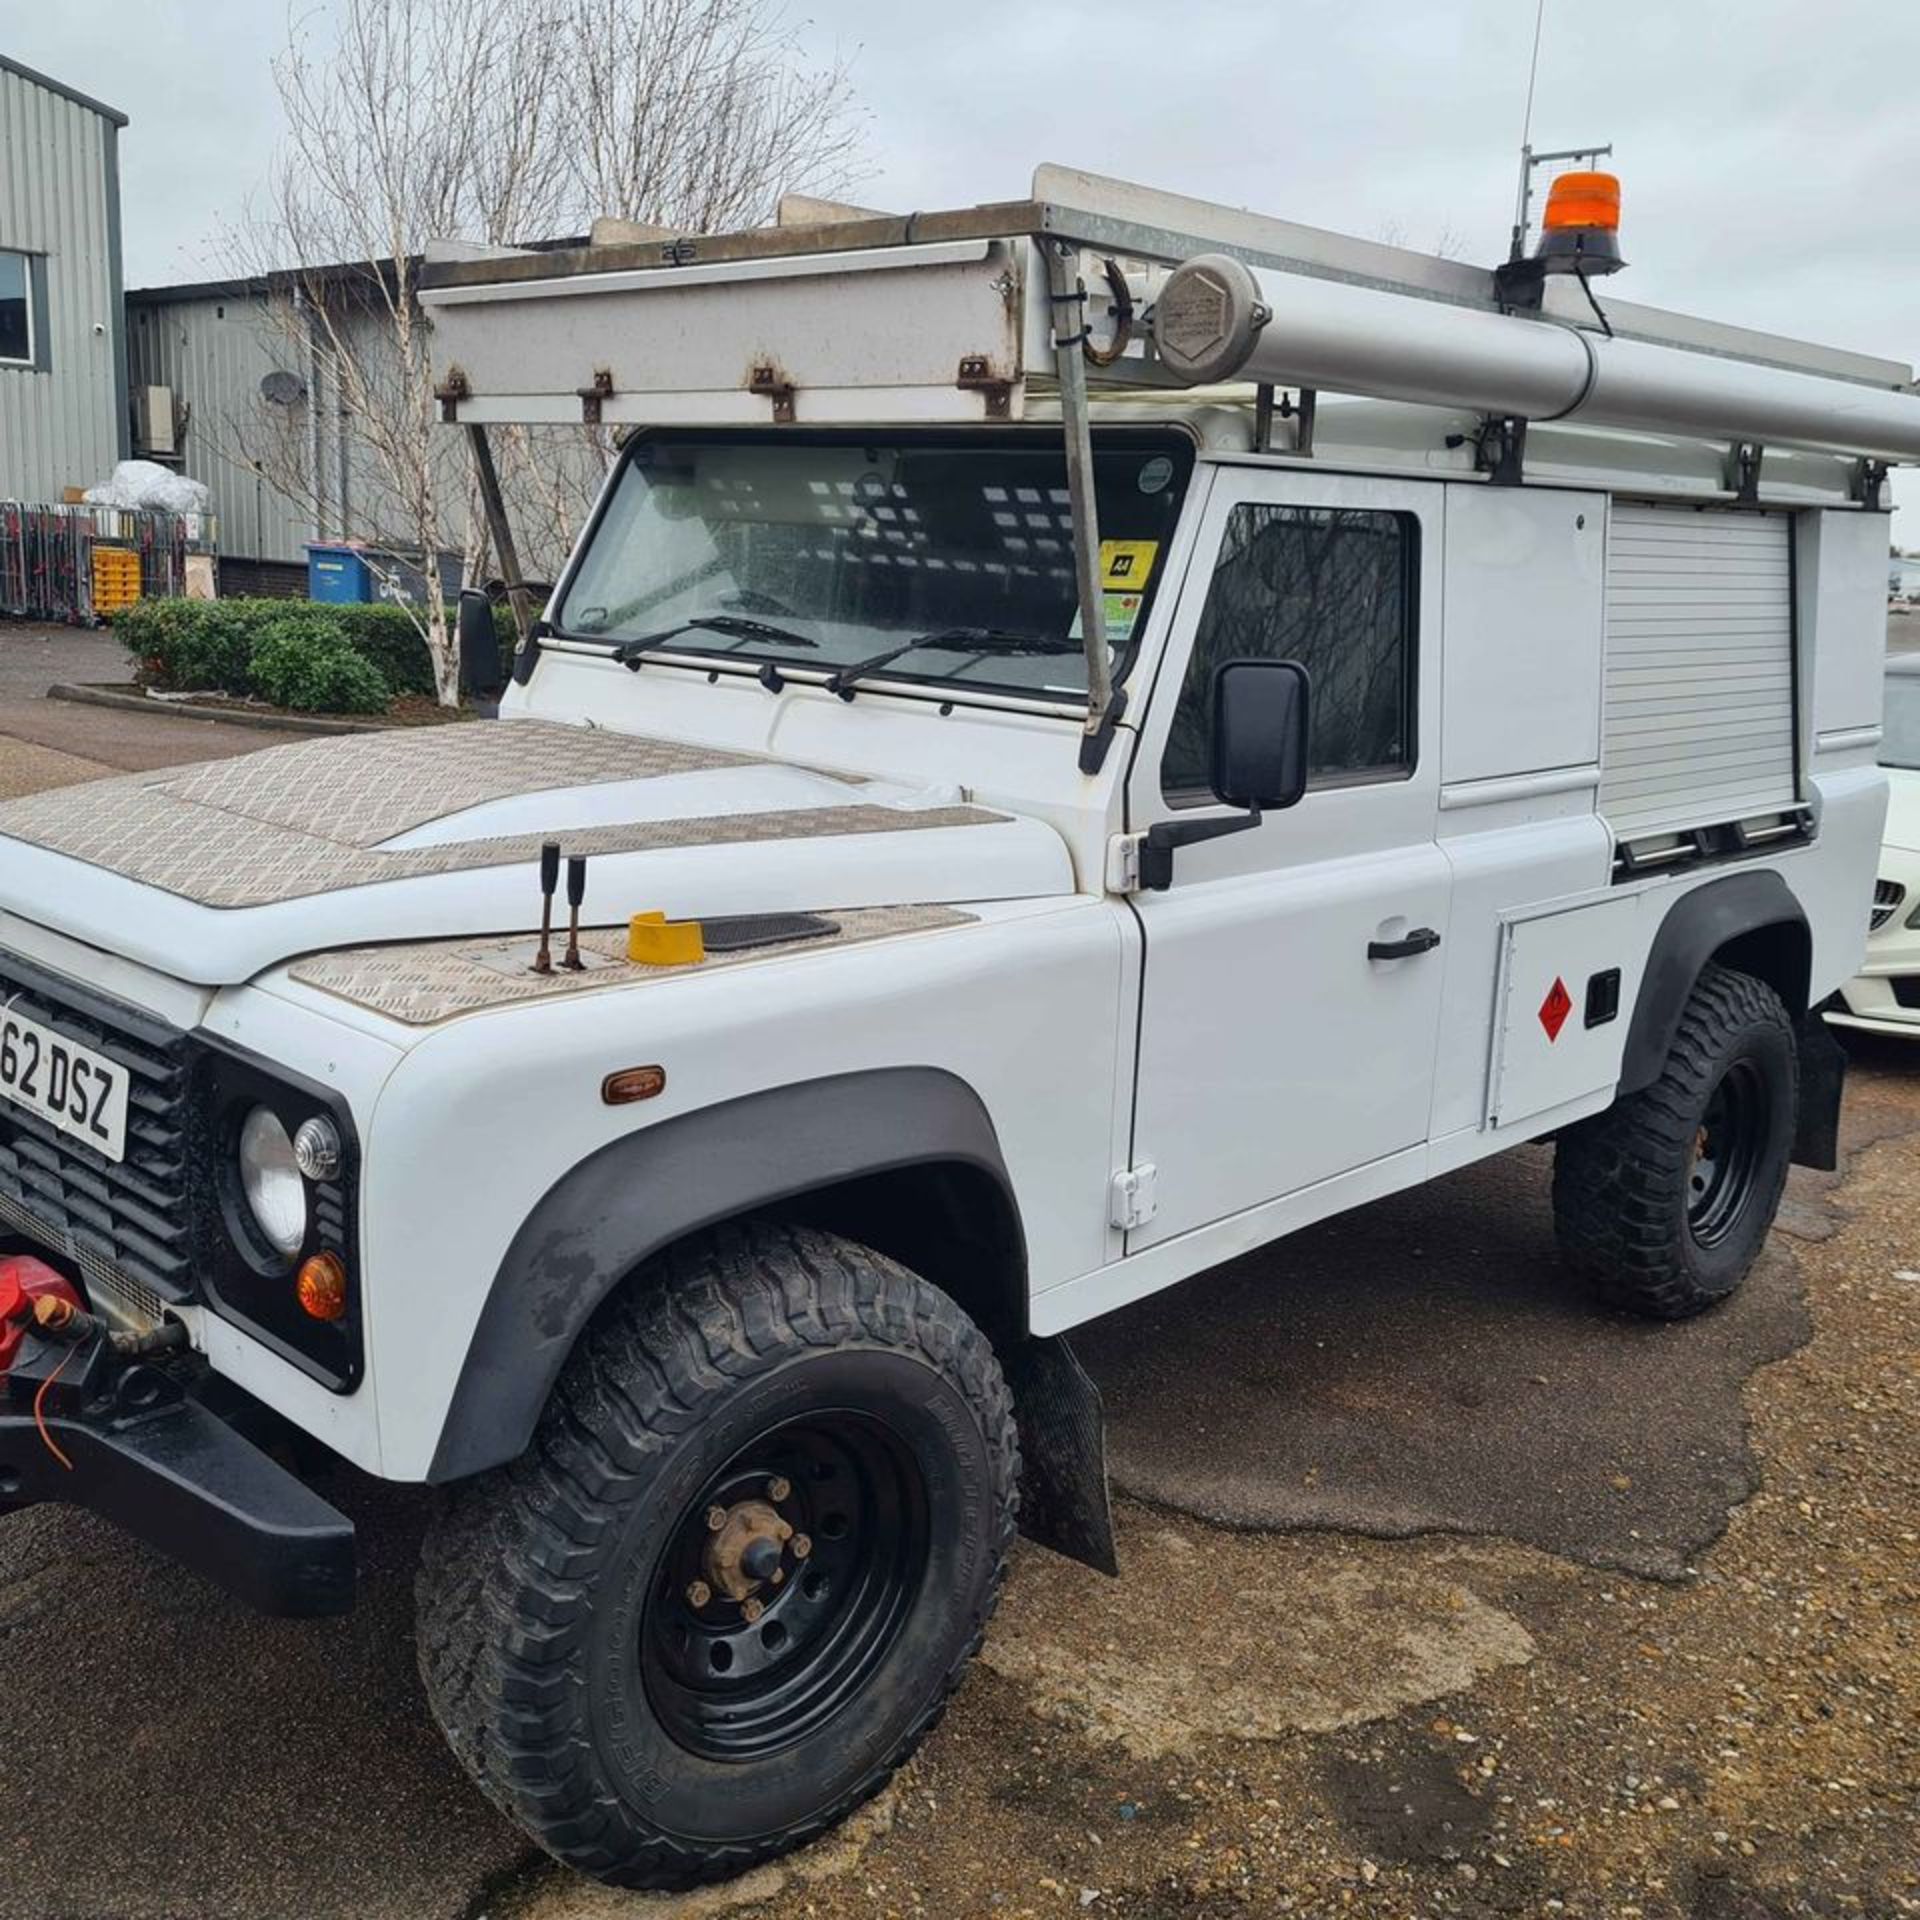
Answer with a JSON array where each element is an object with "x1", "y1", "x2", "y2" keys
[{"x1": 419, "y1": 165, "x2": 1920, "y2": 766}]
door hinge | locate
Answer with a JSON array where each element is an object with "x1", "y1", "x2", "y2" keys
[
  {"x1": 1106, "y1": 832, "x2": 1146, "y2": 895},
  {"x1": 1110, "y1": 1163, "x2": 1159, "y2": 1231}
]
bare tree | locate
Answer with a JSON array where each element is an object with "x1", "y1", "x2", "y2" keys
[
  {"x1": 229, "y1": 0, "x2": 865, "y2": 704},
  {"x1": 561, "y1": 0, "x2": 866, "y2": 233}
]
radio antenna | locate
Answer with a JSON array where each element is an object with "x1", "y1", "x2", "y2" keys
[
  {"x1": 1520, "y1": 0, "x2": 1547, "y2": 151},
  {"x1": 1510, "y1": 0, "x2": 1550, "y2": 260}
]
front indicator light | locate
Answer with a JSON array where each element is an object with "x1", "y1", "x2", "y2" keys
[{"x1": 297, "y1": 1252, "x2": 349, "y2": 1322}]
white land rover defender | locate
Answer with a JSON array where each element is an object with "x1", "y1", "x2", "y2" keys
[{"x1": 0, "y1": 168, "x2": 1903, "y2": 1886}]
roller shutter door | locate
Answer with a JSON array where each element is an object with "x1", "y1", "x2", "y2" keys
[{"x1": 1600, "y1": 504, "x2": 1796, "y2": 844}]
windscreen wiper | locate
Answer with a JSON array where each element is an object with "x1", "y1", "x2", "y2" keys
[
  {"x1": 824, "y1": 626, "x2": 1085, "y2": 701},
  {"x1": 615, "y1": 613, "x2": 820, "y2": 670}
]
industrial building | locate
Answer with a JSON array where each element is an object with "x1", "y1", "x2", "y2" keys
[
  {"x1": 3, "y1": 59, "x2": 617, "y2": 611},
  {"x1": 0, "y1": 56, "x2": 129, "y2": 501},
  {"x1": 125, "y1": 276, "x2": 326, "y2": 594},
  {"x1": 127, "y1": 260, "x2": 598, "y2": 594}
]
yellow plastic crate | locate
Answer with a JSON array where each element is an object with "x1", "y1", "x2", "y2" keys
[{"x1": 91, "y1": 545, "x2": 142, "y2": 614}]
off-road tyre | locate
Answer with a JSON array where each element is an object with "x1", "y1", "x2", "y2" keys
[
  {"x1": 1553, "y1": 963, "x2": 1798, "y2": 1319},
  {"x1": 416, "y1": 1221, "x2": 1020, "y2": 1889}
]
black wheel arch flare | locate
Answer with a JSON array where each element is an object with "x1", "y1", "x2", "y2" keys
[
  {"x1": 1617, "y1": 868, "x2": 1839, "y2": 1171},
  {"x1": 427, "y1": 1067, "x2": 1027, "y2": 1483}
]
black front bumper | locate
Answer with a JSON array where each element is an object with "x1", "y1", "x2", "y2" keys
[{"x1": 0, "y1": 1372, "x2": 356, "y2": 1618}]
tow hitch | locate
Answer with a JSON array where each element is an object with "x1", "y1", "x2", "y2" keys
[{"x1": 0, "y1": 1253, "x2": 357, "y2": 1616}]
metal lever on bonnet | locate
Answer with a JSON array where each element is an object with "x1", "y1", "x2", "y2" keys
[
  {"x1": 562, "y1": 856, "x2": 588, "y2": 971},
  {"x1": 532, "y1": 841, "x2": 561, "y2": 975},
  {"x1": 1367, "y1": 927, "x2": 1443, "y2": 961}
]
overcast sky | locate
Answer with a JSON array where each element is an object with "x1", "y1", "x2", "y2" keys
[{"x1": 12, "y1": 0, "x2": 1919, "y2": 533}]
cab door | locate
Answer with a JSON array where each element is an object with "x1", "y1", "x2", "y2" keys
[{"x1": 1123, "y1": 467, "x2": 1449, "y2": 1248}]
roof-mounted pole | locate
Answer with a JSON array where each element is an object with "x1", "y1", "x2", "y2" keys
[
  {"x1": 1044, "y1": 240, "x2": 1120, "y2": 772},
  {"x1": 465, "y1": 424, "x2": 534, "y2": 643}
]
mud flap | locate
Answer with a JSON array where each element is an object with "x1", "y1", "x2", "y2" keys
[
  {"x1": 1000, "y1": 1333, "x2": 1118, "y2": 1577},
  {"x1": 1792, "y1": 1012, "x2": 1847, "y2": 1171}
]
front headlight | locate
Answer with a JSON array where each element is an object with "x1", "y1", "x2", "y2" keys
[
  {"x1": 194, "y1": 1037, "x2": 362, "y2": 1390},
  {"x1": 238, "y1": 1105, "x2": 308, "y2": 1260}
]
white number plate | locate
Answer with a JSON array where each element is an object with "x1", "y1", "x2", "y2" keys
[{"x1": 0, "y1": 1010, "x2": 129, "y2": 1163}]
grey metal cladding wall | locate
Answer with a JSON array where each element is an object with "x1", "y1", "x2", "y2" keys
[
  {"x1": 127, "y1": 294, "x2": 314, "y2": 565},
  {"x1": 129, "y1": 293, "x2": 486, "y2": 569},
  {"x1": 0, "y1": 64, "x2": 124, "y2": 500},
  {"x1": 128, "y1": 290, "x2": 606, "y2": 575}
]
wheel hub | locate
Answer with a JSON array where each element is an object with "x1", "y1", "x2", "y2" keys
[{"x1": 700, "y1": 1494, "x2": 795, "y2": 1605}]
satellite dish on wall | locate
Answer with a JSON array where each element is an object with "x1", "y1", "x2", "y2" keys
[{"x1": 260, "y1": 370, "x2": 306, "y2": 406}]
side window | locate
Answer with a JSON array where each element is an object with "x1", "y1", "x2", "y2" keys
[
  {"x1": 1162, "y1": 503, "x2": 1418, "y2": 798},
  {"x1": 0, "y1": 252, "x2": 34, "y2": 368}
]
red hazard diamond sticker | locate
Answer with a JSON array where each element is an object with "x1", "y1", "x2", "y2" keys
[{"x1": 1539, "y1": 976, "x2": 1573, "y2": 1042}]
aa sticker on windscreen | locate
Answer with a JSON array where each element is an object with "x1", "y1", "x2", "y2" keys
[{"x1": 1099, "y1": 539, "x2": 1159, "y2": 591}]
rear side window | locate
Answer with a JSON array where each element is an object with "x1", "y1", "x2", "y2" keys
[{"x1": 1162, "y1": 503, "x2": 1417, "y2": 798}]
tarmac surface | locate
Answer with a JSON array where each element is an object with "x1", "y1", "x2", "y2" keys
[
  {"x1": 0, "y1": 624, "x2": 309, "y2": 792},
  {"x1": 0, "y1": 617, "x2": 1914, "y2": 1918},
  {"x1": 1080, "y1": 1146, "x2": 1815, "y2": 1582}
]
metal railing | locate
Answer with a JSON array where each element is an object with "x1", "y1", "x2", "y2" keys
[{"x1": 0, "y1": 502, "x2": 218, "y2": 623}]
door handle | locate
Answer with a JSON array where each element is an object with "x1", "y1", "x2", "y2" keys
[{"x1": 1368, "y1": 926, "x2": 1443, "y2": 961}]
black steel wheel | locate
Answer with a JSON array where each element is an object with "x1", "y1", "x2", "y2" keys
[
  {"x1": 416, "y1": 1222, "x2": 1018, "y2": 1890},
  {"x1": 1686, "y1": 1058, "x2": 1770, "y2": 1249},
  {"x1": 642, "y1": 1410, "x2": 932, "y2": 1762},
  {"x1": 1554, "y1": 963, "x2": 1798, "y2": 1318}
]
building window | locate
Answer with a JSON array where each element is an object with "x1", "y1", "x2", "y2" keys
[
  {"x1": 1162, "y1": 503, "x2": 1418, "y2": 799},
  {"x1": 0, "y1": 251, "x2": 33, "y2": 367}
]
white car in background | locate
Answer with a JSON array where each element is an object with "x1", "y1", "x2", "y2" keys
[{"x1": 1829, "y1": 655, "x2": 1920, "y2": 1036}]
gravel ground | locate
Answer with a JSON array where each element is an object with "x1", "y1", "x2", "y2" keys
[
  {"x1": 0, "y1": 630, "x2": 1914, "y2": 1917},
  {"x1": 0, "y1": 1053, "x2": 1911, "y2": 1920},
  {"x1": 0, "y1": 738, "x2": 113, "y2": 799}
]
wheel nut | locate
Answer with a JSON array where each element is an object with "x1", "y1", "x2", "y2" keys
[
  {"x1": 742, "y1": 1596, "x2": 765, "y2": 1624},
  {"x1": 706, "y1": 1505, "x2": 728, "y2": 1532},
  {"x1": 685, "y1": 1579, "x2": 711, "y2": 1608},
  {"x1": 770, "y1": 1568, "x2": 785, "y2": 1585},
  {"x1": 791, "y1": 1533, "x2": 812, "y2": 1560},
  {"x1": 767, "y1": 1475, "x2": 792, "y2": 1502}
]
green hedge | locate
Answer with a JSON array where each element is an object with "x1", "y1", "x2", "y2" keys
[
  {"x1": 250, "y1": 620, "x2": 394, "y2": 714},
  {"x1": 112, "y1": 597, "x2": 518, "y2": 711}
]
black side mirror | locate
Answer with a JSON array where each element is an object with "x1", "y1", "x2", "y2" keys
[
  {"x1": 458, "y1": 588, "x2": 505, "y2": 703},
  {"x1": 1211, "y1": 657, "x2": 1310, "y2": 810},
  {"x1": 1140, "y1": 656, "x2": 1311, "y2": 890}
]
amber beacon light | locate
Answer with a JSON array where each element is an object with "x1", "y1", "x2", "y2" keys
[
  {"x1": 1542, "y1": 169, "x2": 1621, "y2": 234},
  {"x1": 1493, "y1": 168, "x2": 1626, "y2": 309}
]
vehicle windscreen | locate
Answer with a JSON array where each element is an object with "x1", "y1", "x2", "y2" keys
[
  {"x1": 1882, "y1": 670, "x2": 1920, "y2": 770},
  {"x1": 556, "y1": 433, "x2": 1195, "y2": 699}
]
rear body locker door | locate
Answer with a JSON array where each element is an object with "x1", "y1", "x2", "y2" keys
[
  {"x1": 1601, "y1": 503, "x2": 1798, "y2": 851},
  {"x1": 1123, "y1": 469, "x2": 1450, "y2": 1248}
]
